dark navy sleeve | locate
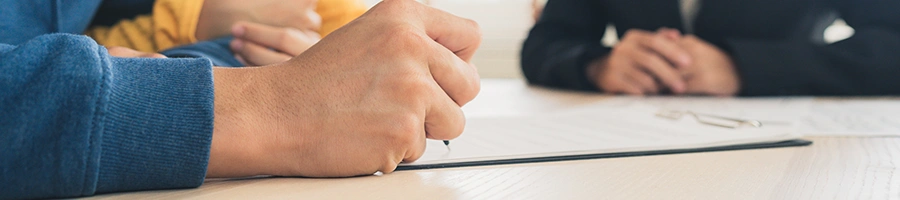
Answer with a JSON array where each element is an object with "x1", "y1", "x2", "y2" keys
[
  {"x1": 0, "y1": 34, "x2": 214, "y2": 199},
  {"x1": 521, "y1": 0, "x2": 610, "y2": 91}
]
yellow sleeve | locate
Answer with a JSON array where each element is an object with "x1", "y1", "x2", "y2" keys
[
  {"x1": 85, "y1": 0, "x2": 205, "y2": 52},
  {"x1": 84, "y1": 15, "x2": 157, "y2": 52},
  {"x1": 317, "y1": 0, "x2": 369, "y2": 36}
]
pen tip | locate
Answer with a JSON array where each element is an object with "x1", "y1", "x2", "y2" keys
[{"x1": 443, "y1": 140, "x2": 450, "y2": 146}]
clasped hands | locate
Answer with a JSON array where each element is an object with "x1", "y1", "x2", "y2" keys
[{"x1": 587, "y1": 28, "x2": 741, "y2": 96}]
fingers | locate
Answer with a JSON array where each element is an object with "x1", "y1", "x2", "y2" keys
[
  {"x1": 401, "y1": 125, "x2": 429, "y2": 163},
  {"x1": 423, "y1": 83, "x2": 466, "y2": 141},
  {"x1": 626, "y1": 70, "x2": 659, "y2": 94},
  {"x1": 656, "y1": 27, "x2": 682, "y2": 41},
  {"x1": 629, "y1": 50, "x2": 686, "y2": 93},
  {"x1": 601, "y1": 75, "x2": 644, "y2": 95},
  {"x1": 106, "y1": 46, "x2": 166, "y2": 58},
  {"x1": 416, "y1": 3, "x2": 482, "y2": 62},
  {"x1": 230, "y1": 39, "x2": 292, "y2": 66},
  {"x1": 231, "y1": 21, "x2": 321, "y2": 56},
  {"x1": 287, "y1": 1, "x2": 323, "y2": 32},
  {"x1": 303, "y1": 10, "x2": 323, "y2": 32},
  {"x1": 427, "y1": 42, "x2": 481, "y2": 106},
  {"x1": 398, "y1": 77, "x2": 465, "y2": 165},
  {"x1": 634, "y1": 31, "x2": 692, "y2": 68}
]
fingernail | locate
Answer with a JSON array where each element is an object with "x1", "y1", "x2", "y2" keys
[
  {"x1": 231, "y1": 39, "x2": 244, "y2": 50},
  {"x1": 232, "y1": 25, "x2": 245, "y2": 37}
]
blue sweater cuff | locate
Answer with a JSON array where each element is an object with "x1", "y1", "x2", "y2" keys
[{"x1": 94, "y1": 56, "x2": 215, "y2": 193}]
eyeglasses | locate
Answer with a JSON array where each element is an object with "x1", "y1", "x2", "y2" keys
[{"x1": 655, "y1": 110, "x2": 763, "y2": 129}]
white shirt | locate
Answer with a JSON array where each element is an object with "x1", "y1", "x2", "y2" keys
[{"x1": 680, "y1": 0, "x2": 701, "y2": 34}]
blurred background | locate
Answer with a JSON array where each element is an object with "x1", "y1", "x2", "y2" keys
[{"x1": 362, "y1": 0, "x2": 855, "y2": 79}]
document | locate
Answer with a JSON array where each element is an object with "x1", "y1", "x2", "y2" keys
[
  {"x1": 590, "y1": 97, "x2": 900, "y2": 136},
  {"x1": 798, "y1": 99, "x2": 900, "y2": 136},
  {"x1": 401, "y1": 104, "x2": 803, "y2": 169},
  {"x1": 595, "y1": 96, "x2": 812, "y2": 126}
]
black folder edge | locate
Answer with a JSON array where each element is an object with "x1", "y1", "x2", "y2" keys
[{"x1": 396, "y1": 139, "x2": 812, "y2": 171}]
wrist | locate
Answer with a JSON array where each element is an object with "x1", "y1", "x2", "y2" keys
[
  {"x1": 207, "y1": 67, "x2": 276, "y2": 177},
  {"x1": 585, "y1": 55, "x2": 609, "y2": 88}
]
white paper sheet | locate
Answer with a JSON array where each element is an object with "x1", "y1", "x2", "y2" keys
[
  {"x1": 586, "y1": 97, "x2": 900, "y2": 136},
  {"x1": 592, "y1": 96, "x2": 813, "y2": 126},
  {"x1": 404, "y1": 104, "x2": 799, "y2": 166},
  {"x1": 798, "y1": 99, "x2": 900, "y2": 136}
]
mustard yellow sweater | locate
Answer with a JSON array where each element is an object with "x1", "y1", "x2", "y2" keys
[{"x1": 86, "y1": 0, "x2": 367, "y2": 52}]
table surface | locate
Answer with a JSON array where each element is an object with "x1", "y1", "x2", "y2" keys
[{"x1": 88, "y1": 79, "x2": 900, "y2": 200}]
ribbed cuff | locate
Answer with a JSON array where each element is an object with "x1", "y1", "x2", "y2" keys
[{"x1": 95, "y1": 56, "x2": 214, "y2": 193}]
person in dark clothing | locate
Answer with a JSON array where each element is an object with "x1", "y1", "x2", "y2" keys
[{"x1": 521, "y1": 0, "x2": 900, "y2": 96}]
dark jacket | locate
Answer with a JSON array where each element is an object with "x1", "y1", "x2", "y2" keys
[{"x1": 521, "y1": 0, "x2": 900, "y2": 96}]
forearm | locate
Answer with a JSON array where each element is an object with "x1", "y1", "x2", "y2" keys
[
  {"x1": 0, "y1": 34, "x2": 215, "y2": 199},
  {"x1": 521, "y1": 30, "x2": 609, "y2": 91}
]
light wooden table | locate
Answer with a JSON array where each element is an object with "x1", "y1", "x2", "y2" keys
[{"x1": 89, "y1": 79, "x2": 900, "y2": 200}]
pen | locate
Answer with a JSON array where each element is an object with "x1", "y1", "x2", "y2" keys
[{"x1": 443, "y1": 140, "x2": 450, "y2": 150}]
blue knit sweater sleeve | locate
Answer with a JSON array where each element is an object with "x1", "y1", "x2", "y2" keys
[{"x1": 0, "y1": 34, "x2": 215, "y2": 199}]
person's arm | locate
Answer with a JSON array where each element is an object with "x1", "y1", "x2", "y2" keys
[
  {"x1": 3, "y1": 1, "x2": 482, "y2": 198},
  {"x1": 85, "y1": 0, "x2": 206, "y2": 52},
  {"x1": 729, "y1": 0, "x2": 900, "y2": 96},
  {"x1": 521, "y1": 0, "x2": 609, "y2": 91},
  {"x1": 0, "y1": 34, "x2": 214, "y2": 199}
]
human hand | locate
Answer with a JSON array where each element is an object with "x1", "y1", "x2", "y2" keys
[
  {"x1": 195, "y1": 0, "x2": 322, "y2": 41},
  {"x1": 229, "y1": 21, "x2": 322, "y2": 66},
  {"x1": 106, "y1": 46, "x2": 166, "y2": 58},
  {"x1": 677, "y1": 35, "x2": 741, "y2": 96},
  {"x1": 586, "y1": 28, "x2": 692, "y2": 95},
  {"x1": 207, "y1": 0, "x2": 481, "y2": 178}
]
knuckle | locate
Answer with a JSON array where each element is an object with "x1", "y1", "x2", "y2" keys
[
  {"x1": 464, "y1": 18, "x2": 482, "y2": 37},
  {"x1": 385, "y1": 113, "x2": 421, "y2": 146},
  {"x1": 376, "y1": 0, "x2": 416, "y2": 12},
  {"x1": 623, "y1": 29, "x2": 639, "y2": 37},
  {"x1": 392, "y1": 74, "x2": 432, "y2": 97},
  {"x1": 382, "y1": 26, "x2": 428, "y2": 55},
  {"x1": 460, "y1": 78, "x2": 480, "y2": 105},
  {"x1": 380, "y1": 162, "x2": 399, "y2": 174},
  {"x1": 622, "y1": 29, "x2": 646, "y2": 40},
  {"x1": 309, "y1": 13, "x2": 323, "y2": 30}
]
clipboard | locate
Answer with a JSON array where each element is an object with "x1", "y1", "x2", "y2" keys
[{"x1": 397, "y1": 139, "x2": 811, "y2": 171}]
